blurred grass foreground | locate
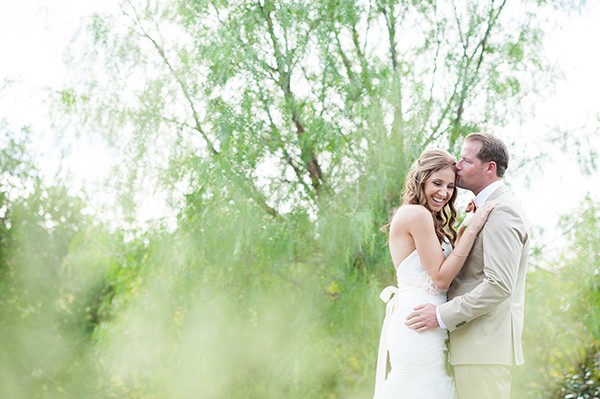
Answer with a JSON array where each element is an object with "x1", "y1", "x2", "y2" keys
[{"x1": 0, "y1": 139, "x2": 599, "y2": 398}]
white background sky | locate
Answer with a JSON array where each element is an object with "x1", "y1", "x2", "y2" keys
[{"x1": 1, "y1": 0, "x2": 599, "y2": 253}]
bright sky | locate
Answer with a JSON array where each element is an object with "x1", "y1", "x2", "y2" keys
[
  {"x1": 0, "y1": 0, "x2": 119, "y2": 193},
  {"x1": 499, "y1": 2, "x2": 600, "y2": 251},
  {"x1": 1, "y1": 0, "x2": 599, "y2": 251}
]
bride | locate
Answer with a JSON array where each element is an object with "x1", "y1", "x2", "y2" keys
[{"x1": 373, "y1": 149, "x2": 495, "y2": 399}]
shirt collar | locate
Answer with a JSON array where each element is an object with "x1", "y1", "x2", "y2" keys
[{"x1": 474, "y1": 180, "x2": 504, "y2": 207}]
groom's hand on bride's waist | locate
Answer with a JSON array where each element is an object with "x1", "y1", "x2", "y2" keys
[{"x1": 405, "y1": 303, "x2": 439, "y2": 332}]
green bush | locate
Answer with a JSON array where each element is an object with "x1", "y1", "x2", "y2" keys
[{"x1": 556, "y1": 346, "x2": 600, "y2": 399}]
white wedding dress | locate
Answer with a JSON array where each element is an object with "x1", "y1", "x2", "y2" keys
[{"x1": 373, "y1": 242, "x2": 457, "y2": 399}]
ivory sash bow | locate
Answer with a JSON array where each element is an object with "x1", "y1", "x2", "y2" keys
[{"x1": 373, "y1": 285, "x2": 401, "y2": 399}]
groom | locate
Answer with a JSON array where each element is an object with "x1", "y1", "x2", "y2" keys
[{"x1": 406, "y1": 132, "x2": 530, "y2": 399}]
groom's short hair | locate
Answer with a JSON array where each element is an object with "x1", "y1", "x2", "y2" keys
[{"x1": 465, "y1": 132, "x2": 509, "y2": 177}]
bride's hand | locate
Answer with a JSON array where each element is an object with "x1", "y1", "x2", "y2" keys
[
  {"x1": 466, "y1": 200, "x2": 498, "y2": 234},
  {"x1": 465, "y1": 199, "x2": 477, "y2": 213}
]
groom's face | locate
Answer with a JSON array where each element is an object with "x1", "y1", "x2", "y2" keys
[{"x1": 456, "y1": 140, "x2": 487, "y2": 193}]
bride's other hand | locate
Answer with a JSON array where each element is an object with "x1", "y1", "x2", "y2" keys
[
  {"x1": 465, "y1": 199, "x2": 477, "y2": 213},
  {"x1": 466, "y1": 200, "x2": 498, "y2": 234},
  {"x1": 457, "y1": 199, "x2": 477, "y2": 235}
]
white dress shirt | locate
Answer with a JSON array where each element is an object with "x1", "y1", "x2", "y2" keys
[{"x1": 473, "y1": 179, "x2": 504, "y2": 208}]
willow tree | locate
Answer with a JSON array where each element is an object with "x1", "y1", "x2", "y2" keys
[{"x1": 62, "y1": 0, "x2": 561, "y2": 226}]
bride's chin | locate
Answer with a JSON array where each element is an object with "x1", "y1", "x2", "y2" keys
[{"x1": 429, "y1": 202, "x2": 443, "y2": 211}]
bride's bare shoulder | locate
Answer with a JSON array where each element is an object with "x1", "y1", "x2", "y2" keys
[{"x1": 392, "y1": 204, "x2": 431, "y2": 225}]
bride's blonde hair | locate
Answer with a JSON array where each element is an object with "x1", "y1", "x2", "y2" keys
[{"x1": 384, "y1": 149, "x2": 458, "y2": 245}]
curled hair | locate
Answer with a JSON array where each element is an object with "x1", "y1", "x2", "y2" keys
[{"x1": 383, "y1": 149, "x2": 458, "y2": 245}]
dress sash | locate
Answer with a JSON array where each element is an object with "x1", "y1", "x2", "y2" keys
[{"x1": 373, "y1": 285, "x2": 401, "y2": 399}]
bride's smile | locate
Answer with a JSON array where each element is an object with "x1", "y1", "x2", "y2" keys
[{"x1": 424, "y1": 167, "x2": 456, "y2": 212}]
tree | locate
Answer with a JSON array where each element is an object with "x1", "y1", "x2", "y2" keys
[{"x1": 61, "y1": 0, "x2": 563, "y2": 225}]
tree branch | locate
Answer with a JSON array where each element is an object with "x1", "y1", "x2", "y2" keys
[
  {"x1": 122, "y1": 0, "x2": 281, "y2": 219},
  {"x1": 449, "y1": 0, "x2": 507, "y2": 145},
  {"x1": 123, "y1": 1, "x2": 219, "y2": 156},
  {"x1": 258, "y1": 0, "x2": 326, "y2": 196}
]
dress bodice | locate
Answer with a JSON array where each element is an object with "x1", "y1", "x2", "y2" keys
[{"x1": 395, "y1": 241, "x2": 453, "y2": 295}]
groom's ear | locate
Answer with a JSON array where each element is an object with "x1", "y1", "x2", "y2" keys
[{"x1": 486, "y1": 161, "x2": 497, "y2": 175}]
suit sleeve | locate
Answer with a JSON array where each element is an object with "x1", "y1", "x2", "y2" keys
[{"x1": 438, "y1": 205, "x2": 528, "y2": 331}]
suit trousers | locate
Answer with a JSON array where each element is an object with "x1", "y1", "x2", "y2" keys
[{"x1": 454, "y1": 364, "x2": 512, "y2": 399}]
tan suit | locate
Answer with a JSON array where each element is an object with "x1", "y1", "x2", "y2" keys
[{"x1": 438, "y1": 186, "x2": 530, "y2": 397}]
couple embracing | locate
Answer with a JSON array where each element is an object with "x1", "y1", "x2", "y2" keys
[{"x1": 374, "y1": 133, "x2": 530, "y2": 399}]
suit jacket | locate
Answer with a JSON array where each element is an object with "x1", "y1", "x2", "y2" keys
[{"x1": 438, "y1": 185, "x2": 530, "y2": 366}]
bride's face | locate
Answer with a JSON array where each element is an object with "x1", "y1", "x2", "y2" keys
[{"x1": 423, "y1": 167, "x2": 456, "y2": 212}]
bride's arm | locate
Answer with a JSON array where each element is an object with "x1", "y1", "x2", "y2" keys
[{"x1": 407, "y1": 203, "x2": 496, "y2": 290}]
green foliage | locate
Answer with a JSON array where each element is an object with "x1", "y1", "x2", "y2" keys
[
  {"x1": 83, "y1": 195, "x2": 337, "y2": 397},
  {"x1": 59, "y1": 0, "x2": 564, "y2": 225},
  {"x1": 513, "y1": 197, "x2": 600, "y2": 398},
  {"x1": 2, "y1": 0, "x2": 594, "y2": 398},
  {"x1": 555, "y1": 346, "x2": 600, "y2": 399},
  {"x1": 0, "y1": 187, "x2": 111, "y2": 397}
]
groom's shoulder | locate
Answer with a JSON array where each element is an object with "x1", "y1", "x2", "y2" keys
[
  {"x1": 491, "y1": 188, "x2": 525, "y2": 210},
  {"x1": 487, "y1": 195, "x2": 530, "y2": 232}
]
